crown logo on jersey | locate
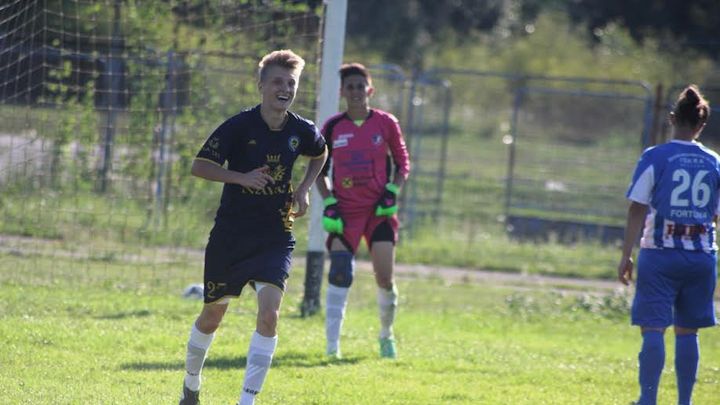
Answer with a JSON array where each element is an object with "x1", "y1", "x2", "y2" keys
[
  {"x1": 266, "y1": 154, "x2": 281, "y2": 164},
  {"x1": 270, "y1": 165, "x2": 286, "y2": 182}
]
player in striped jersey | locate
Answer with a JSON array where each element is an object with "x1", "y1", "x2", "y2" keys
[{"x1": 618, "y1": 85, "x2": 718, "y2": 405}]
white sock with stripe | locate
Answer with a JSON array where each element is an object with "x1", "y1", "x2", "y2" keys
[
  {"x1": 184, "y1": 323, "x2": 215, "y2": 391},
  {"x1": 325, "y1": 284, "x2": 350, "y2": 354},
  {"x1": 239, "y1": 331, "x2": 277, "y2": 405},
  {"x1": 377, "y1": 284, "x2": 398, "y2": 339}
]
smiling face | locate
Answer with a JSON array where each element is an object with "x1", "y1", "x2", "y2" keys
[
  {"x1": 258, "y1": 65, "x2": 300, "y2": 113},
  {"x1": 341, "y1": 74, "x2": 373, "y2": 110}
]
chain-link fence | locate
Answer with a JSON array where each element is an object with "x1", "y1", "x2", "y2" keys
[
  {"x1": 0, "y1": 1, "x2": 321, "y2": 269},
  {"x1": 399, "y1": 70, "x2": 655, "y2": 244},
  {"x1": 506, "y1": 84, "x2": 652, "y2": 243}
]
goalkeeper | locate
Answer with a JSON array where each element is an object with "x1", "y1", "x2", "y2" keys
[{"x1": 315, "y1": 63, "x2": 410, "y2": 359}]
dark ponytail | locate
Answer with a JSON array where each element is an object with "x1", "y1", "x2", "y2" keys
[{"x1": 673, "y1": 84, "x2": 710, "y2": 128}]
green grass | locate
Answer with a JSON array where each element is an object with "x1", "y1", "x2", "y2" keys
[
  {"x1": 1, "y1": 253, "x2": 719, "y2": 404},
  {"x1": 408, "y1": 130, "x2": 638, "y2": 228},
  {"x1": 1, "y1": 182, "x2": 627, "y2": 280},
  {"x1": 396, "y1": 221, "x2": 622, "y2": 279}
]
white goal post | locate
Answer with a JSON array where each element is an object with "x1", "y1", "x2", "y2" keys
[{"x1": 301, "y1": 0, "x2": 347, "y2": 316}]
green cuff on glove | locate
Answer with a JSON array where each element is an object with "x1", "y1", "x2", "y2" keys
[
  {"x1": 375, "y1": 205, "x2": 398, "y2": 216},
  {"x1": 323, "y1": 196, "x2": 338, "y2": 207},
  {"x1": 323, "y1": 216, "x2": 344, "y2": 234},
  {"x1": 375, "y1": 183, "x2": 399, "y2": 216},
  {"x1": 322, "y1": 195, "x2": 343, "y2": 234},
  {"x1": 385, "y1": 183, "x2": 399, "y2": 194}
]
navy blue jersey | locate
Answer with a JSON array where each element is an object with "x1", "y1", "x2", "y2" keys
[
  {"x1": 627, "y1": 140, "x2": 720, "y2": 251},
  {"x1": 195, "y1": 105, "x2": 326, "y2": 240}
]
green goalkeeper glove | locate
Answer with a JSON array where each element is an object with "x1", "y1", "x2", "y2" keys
[
  {"x1": 375, "y1": 183, "x2": 399, "y2": 216},
  {"x1": 322, "y1": 196, "x2": 344, "y2": 234}
]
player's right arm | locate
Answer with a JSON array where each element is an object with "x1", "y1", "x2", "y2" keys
[
  {"x1": 617, "y1": 201, "x2": 648, "y2": 286},
  {"x1": 618, "y1": 148, "x2": 655, "y2": 285},
  {"x1": 315, "y1": 118, "x2": 343, "y2": 234},
  {"x1": 191, "y1": 159, "x2": 274, "y2": 190}
]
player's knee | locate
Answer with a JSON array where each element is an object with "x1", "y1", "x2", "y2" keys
[
  {"x1": 258, "y1": 307, "x2": 280, "y2": 332},
  {"x1": 675, "y1": 326, "x2": 698, "y2": 336},
  {"x1": 640, "y1": 327, "x2": 666, "y2": 335},
  {"x1": 375, "y1": 274, "x2": 394, "y2": 290},
  {"x1": 328, "y1": 250, "x2": 355, "y2": 288},
  {"x1": 197, "y1": 307, "x2": 226, "y2": 333},
  {"x1": 196, "y1": 319, "x2": 221, "y2": 334}
]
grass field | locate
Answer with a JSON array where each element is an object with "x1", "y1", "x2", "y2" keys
[
  {"x1": 0, "y1": 182, "x2": 629, "y2": 281},
  {"x1": 1, "y1": 252, "x2": 718, "y2": 404}
]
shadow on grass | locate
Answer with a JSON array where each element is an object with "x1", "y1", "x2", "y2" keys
[
  {"x1": 274, "y1": 350, "x2": 363, "y2": 367},
  {"x1": 95, "y1": 310, "x2": 152, "y2": 320},
  {"x1": 120, "y1": 351, "x2": 362, "y2": 371}
]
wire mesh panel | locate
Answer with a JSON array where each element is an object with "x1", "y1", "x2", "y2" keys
[
  {"x1": 401, "y1": 76, "x2": 451, "y2": 235},
  {"x1": 368, "y1": 64, "x2": 407, "y2": 123},
  {"x1": 506, "y1": 87, "x2": 650, "y2": 242},
  {"x1": 403, "y1": 71, "x2": 522, "y2": 243},
  {"x1": 402, "y1": 69, "x2": 653, "y2": 247},
  {"x1": 0, "y1": 0, "x2": 321, "y2": 278}
]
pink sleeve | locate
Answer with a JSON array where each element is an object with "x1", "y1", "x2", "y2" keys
[{"x1": 386, "y1": 114, "x2": 410, "y2": 180}]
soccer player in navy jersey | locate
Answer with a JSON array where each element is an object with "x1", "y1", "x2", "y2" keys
[
  {"x1": 618, "y1": 85, "x2": 717, "y2": 405},
  {"x1": 178, "y1": 49, "x2": 327, "y2": 405},
  {"x1": 315, "y1": 63, "x2": 410, "y2": 359}
]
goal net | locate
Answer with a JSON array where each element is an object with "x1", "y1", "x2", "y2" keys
[{"x1": 0, "y1": 0, "x2": 322, "y2": 281}]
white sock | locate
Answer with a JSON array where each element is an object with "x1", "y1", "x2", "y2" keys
[
  {"x1": 325, "y1": 284, "x2": 350, "y2": 354},
  {"x1": 377, "y1": 285, "x2": 398, "y2": 339},
  {"x1": 184, "y1": 323, "x2": 215, "y2": 391},
  {"x1": 239, "y1": 331, "x2": 278, "y2": 405}
]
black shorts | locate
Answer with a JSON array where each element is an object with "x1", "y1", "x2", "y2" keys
[{"x1": 203, "y1": 226, "x2": 294, "y2": 304}]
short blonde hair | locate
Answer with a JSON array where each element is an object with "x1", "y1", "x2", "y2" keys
[{"x1": 258, "y1": 49, "x2": 305, "y2": 81}]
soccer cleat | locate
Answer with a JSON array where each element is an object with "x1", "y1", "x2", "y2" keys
[
  {"x1": 179, "y1": 384, "x2": 200, "y2": 405},
  {"x1": 300, "y1": 298, "x2": 321, "y2": 317},
  {"x1": 327, "y1": 348, "x2": 342, "y2": 360},
  {"x1": 379, "y1": 337, "x2": 397, "y2": 359}
]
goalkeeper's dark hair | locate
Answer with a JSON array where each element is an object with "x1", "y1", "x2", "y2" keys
[
  {"x1": 673, "y1": 85, "x2": 710, "y2": 129},
  {"x1": 258, "y1": 49, "x2": 305, "y2": 82},
  {"x1": 340, "y1": 63, "x2": 372, "y2": 86}
]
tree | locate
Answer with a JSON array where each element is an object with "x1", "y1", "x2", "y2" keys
[
  {"x1": 345, "y1": 0, "x2": 515, "y2": 66},
  {"x1": 567, "y1": 0, "x2": 720, "y2": 59}
]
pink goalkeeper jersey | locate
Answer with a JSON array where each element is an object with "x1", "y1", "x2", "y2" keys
[{"x1": 322, "y1": 109, "x2": 410, "y2": 213}]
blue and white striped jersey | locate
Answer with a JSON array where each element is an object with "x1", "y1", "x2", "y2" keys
[{"x1": 627, "y1": 140, "x2": 720, "y2": 252}]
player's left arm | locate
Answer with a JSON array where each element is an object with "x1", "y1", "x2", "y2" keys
[
  {"x1": 375, "y1": 114, "x2": 410, "y2": 216},
  {"x1": 292, "y1": 146, "x2": 327, "y2": 217},
  {"x1": 386, "y1": 114, "x2": 410, "y2": 187},
  {"x1": 292, "y1": 125, "x2": 328, "y2": 218}
]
